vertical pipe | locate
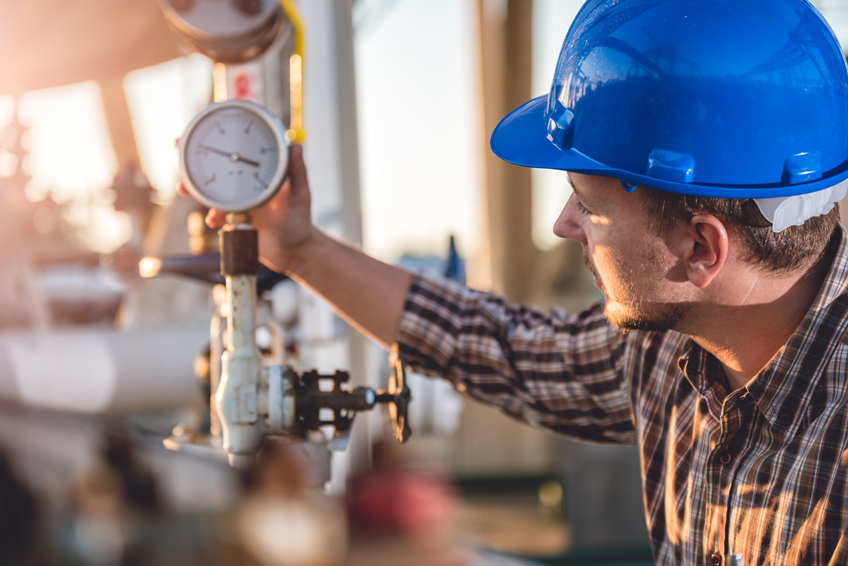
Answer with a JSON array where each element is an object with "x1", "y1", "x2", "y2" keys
[
  {"x1": 216, "y1": 273, "x2": 263, "y2": 468},
  {"x1": 329, "y1": 0, "x2": 371, "y2": 475},
  {"x1": 213, "y1": 63, "x2": 229, "y2": 102},
  {"x1": 280, "y1": 0, "x2": 307, "y2": 142},
  {"x1": 298, "y1": 0, "x2": 371, "y2": 484},
  {"x1": 227, "y1": 276, "x2": 257, "y2": 351},
  {"x1": 475, "y1": 0, "x2": 536, "y2": 301}
]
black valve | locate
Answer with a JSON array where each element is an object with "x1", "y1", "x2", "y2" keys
[
  {"x1": 291, "y1": 354, "x2": 412, "y2": 445},
  {"x1": 294, "y1": 370, "x2": 370, "y2": 437}
]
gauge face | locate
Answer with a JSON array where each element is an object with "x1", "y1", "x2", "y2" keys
[{"x1": 180, "y1": 100, "x2": 288, "y2": 212}]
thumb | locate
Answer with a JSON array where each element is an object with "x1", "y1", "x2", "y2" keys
[{"x1": 288, "y1": 144, "x2": 308, "y2": 190}]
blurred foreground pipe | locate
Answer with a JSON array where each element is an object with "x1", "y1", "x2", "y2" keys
[{"x1": 0, "y1": 324, "x2": 208, "y2": 414}]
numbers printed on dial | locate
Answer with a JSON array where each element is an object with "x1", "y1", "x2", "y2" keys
[{"x1": 184, "y1": 105, "x2": 281, "y2": 209}]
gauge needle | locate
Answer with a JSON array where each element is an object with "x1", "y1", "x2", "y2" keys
[{"x1": 198, "y1": 144, "x2": 260, "y2": 167}]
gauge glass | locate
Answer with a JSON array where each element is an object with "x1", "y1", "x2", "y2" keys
[{"x1": 181, "y1": 101, "x2": 286, "y2": 212}]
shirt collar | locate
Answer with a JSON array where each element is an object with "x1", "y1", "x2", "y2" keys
[
  {"x1": 677, "y1": 344, "x2": 731, "y2": 420},
  {"x1": 742, "y1": 226, "x2": 848, "y2": 436},
  {"x1": 678, "y1": 226, "x2": 848, "y2": 435}
]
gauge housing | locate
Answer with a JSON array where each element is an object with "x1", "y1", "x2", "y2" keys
[{"x1": 179, "y1": 99, "x2": 288, "y2": 213}]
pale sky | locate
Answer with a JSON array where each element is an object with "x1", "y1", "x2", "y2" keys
[{"x1": 354, "y1": 0, "x2": 484, "y2": 261}]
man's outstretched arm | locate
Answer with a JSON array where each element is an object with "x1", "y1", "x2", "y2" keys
[
  {"x1": 190, "y1": 144, "x2": 634, "y2": 443},
  {"x1": 281, "y1": 228, "x2": 411, "y2": 349}
]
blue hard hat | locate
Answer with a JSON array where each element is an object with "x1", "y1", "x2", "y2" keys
[{"x1": 491, "y1": 0, "x2": 848, "y2": 198}]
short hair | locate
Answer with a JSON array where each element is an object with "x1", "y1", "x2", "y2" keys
[{"x1": 637, "y1": 186, "x2": 840, "y2": 273}]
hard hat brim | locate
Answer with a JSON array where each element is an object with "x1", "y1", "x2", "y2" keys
[
  {"x1": 490, "y1": 96, "x2": 591, "y2": 173},
  {"x1": 491, "y1": 95, "x2": 848, "y2": 199}
]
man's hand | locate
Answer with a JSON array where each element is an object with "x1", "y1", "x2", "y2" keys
[{"x1": 177, "y1": 144, "x2": 316, "y2": 274}]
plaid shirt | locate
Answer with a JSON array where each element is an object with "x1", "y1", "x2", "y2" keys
[{"x1": 395, "y1": 227, "x2": 848, "y2": 566}]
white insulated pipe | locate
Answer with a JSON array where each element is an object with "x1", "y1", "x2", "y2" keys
[
  {"x1": 0, "y1": 324, "x2": 208, "y2": 414},
  {"x1": 215, "y1": 274, "x2": 264, "y2": 468}
]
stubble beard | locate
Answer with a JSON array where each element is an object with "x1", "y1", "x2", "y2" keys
[{"x1": 583, "y1": 249, "x2": 690, "y2": 333}]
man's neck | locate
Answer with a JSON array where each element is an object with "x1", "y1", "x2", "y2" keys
[{"x1": 683, "y1": 243, "x2": 836, "y2": 392}]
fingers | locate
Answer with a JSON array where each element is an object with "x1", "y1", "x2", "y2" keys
[
  {"x1": 206, "y1": 209, "x2": 227, "y2": 229},
  {"x1": 288, "y1": 144, "x2": 307, "y2": 191}
]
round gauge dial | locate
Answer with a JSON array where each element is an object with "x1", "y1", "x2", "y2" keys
[{"x1": 179, "y1": 100, "x2": 288, "y2": 213}]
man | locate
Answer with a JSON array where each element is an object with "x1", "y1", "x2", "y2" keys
[{"x1": 191, "y1": 0, "x2": 848, "y2": 563}]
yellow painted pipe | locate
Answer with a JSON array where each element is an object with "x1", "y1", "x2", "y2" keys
[{"x1": 280, "y1": 0, "x2": 307, "y2": 143}]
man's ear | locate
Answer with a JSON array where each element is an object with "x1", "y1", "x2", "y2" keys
[{"x1": 684, "y1": 214, "x2": 728, "y2": 288}]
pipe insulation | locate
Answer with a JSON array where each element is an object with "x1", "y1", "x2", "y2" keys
[{"x1": 0, "y1": 324, "x2": 209, "y2": 414}]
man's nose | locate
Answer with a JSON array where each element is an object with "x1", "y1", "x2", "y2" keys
[{"x1": 553, "y1": 193, "x2": 588, "y2": 245}]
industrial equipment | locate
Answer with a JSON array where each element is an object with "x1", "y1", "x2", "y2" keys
[{"x1": 154, "y1": 0, "x2": 411, "y2": 470}]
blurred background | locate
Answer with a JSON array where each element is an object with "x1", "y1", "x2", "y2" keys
[{"x1": 0, "y1": 1, "x2": 847, "y2": 565}]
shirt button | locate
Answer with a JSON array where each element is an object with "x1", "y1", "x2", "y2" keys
[
  {"x1": 711, "y1": 552, "x2": 723, "y2": 566},
  {"x1": 780, "y1": 413, "x2": 792, "y2": 425},
  {"x1": 720, "y1": 452, "x2": 733, "y2": 465}
]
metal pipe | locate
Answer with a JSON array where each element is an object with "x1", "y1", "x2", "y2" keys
[
  {"x1": 215, "y1": 274, "x2": 264, "y2": 468},
  {"x1": 279, "y1": 0, "x2": 307, "y2": 142},
  {"x1": 215, "y1": 223, "x2": 264, "y2": 468},
  {"x1": 0, "y1": 325, "x2": 208, "y2": 413}
]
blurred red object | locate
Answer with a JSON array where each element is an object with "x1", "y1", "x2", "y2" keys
[{"x1": 347, "y1": 468, "x2": 455, "y2": 543}]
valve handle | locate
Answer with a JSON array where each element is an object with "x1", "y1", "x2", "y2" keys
[
  {"x1": 384, "y1": 346, "x2": 412, "y2": 444},
  {"x1": 138, "y1": 253, "x2": 288, "y2": 293}
]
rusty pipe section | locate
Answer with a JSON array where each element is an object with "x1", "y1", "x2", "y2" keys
[{"x1": 215, "y1": 221, "x2": 264, "y2": 468}]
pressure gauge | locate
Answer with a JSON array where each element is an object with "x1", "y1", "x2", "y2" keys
[{"x1": 179, "y1": 99, "x2": 288, "y2": 213}]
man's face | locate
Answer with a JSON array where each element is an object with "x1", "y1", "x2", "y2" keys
[{"x1": 553, "y1": 173, "x2": 691, "y2": 332}]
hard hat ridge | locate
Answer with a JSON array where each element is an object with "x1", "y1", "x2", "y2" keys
[{"x1": 491, "y1": 0, "x2": 848, "y2": 201}]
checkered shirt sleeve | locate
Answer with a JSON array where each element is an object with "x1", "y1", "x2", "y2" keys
[{"x1": 395, "y1": 271, "x2": 636, "y2": 444}]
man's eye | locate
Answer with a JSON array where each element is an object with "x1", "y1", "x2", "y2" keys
[{"x1": 576, "y1": 200, "x2": 591, "y2": 216}]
